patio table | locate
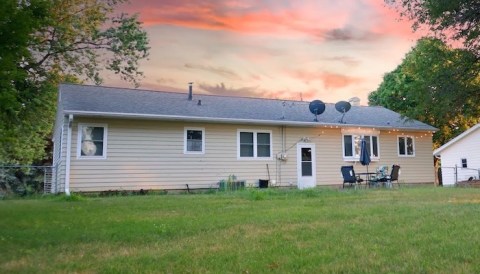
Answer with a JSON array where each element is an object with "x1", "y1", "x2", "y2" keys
[{"x1": 356, "y1": 172, "x2": 377, "y2": 187}]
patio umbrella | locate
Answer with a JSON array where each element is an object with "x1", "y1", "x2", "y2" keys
[{"x1": 359, "y1": 138, "x2": 371, "y2": 173}]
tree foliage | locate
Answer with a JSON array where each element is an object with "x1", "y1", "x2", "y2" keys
[
  {"x1": 0, "y1": 0, "x2": 149, "y2": 164},
  {"x1": 387, "y1": 0, "x2": 480, "y2": 55},
  {"x1": 369, "y1": 38, "x2": 480, "y2": 148}
]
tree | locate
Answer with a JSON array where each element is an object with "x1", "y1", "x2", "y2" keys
[
  {"x1": 0, "y1": 0, "x2": 149, "y2": 164},
  {"x1": 369, "y1": 38, "x2": 480, "y2": 148},
  {"x1": 386, "y1": 0, "x2": 480, "y2": 55}
]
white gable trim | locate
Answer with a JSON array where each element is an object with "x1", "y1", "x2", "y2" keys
[{"x1": 433, "y1": 123, "x2": 480, "y2": 156}]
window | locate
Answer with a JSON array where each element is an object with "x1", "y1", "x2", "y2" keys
[
  {"x1": 343, "y1": 134, "x2": 379, "y2": 160},
  {"x1": 238, "y1": 130, "x2": 272, "y2": 159},
  {"x1": 77, "y1": 124, "x2": 107, "y2": 159},
  {"x1": 461, "y1": 158, "x2": 468, "y2": 168},
  {"x1": 184, "y1": 128, "x2": 205, "y2": 154},
  {"x1": 398, "y1": 136, "x2": 415, "y2": 156}
]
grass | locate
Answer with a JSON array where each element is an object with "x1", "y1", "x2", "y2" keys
[{"x1": 1, "y1": 187, "x2": 480, "y2": 273}]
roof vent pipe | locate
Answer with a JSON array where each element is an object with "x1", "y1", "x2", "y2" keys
[{"x1": 188, "y1": 82, "x2": 193, "y2": 101}]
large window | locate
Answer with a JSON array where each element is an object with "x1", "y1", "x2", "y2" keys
[
  {"x1": 77, "y1": 124, "x2": 107, "y2": 159},
  {"x1": 184, "y1": 127, "x2": 205, "y2": 154},
  {"x1": 398, "y1": 136, "x2": 415, "y2": 156},
  {"x1": 238, "y1": 130, "x2": 272, "y2": 159},
  {"x1": 343, "y1": 134, "x2": 379, "y2": 160}
]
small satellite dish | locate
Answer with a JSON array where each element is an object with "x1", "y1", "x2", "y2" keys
[
  {"x1": 309, "y1": 100, "x2": 326, "y2": 122},
  {"x1": 335, "y1": 101, "x2": 351, "y2": 124}
]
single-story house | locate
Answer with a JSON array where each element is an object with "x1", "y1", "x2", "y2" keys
[
  {"x1": 433, "y1": 123, "x2": 480, "y2": 185},
  {"x1": 52, "y1": 83, "x2": 437, "y2": 193}
]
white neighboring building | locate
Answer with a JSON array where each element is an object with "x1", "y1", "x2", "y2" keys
[{"x1": 434, "y1": 123, "x2": 480, "y2": 185}]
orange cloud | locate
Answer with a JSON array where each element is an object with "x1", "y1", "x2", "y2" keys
[{"x1": 289, "y1": 70, "x2": 363, "y2": 89}]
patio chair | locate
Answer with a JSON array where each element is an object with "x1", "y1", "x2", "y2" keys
[
  {"x1": 378, "y1": 164, "x2": 401, "y2": 188},
  {"x1": 341, "y1": 166, "x2": 364, "y2": 189}
]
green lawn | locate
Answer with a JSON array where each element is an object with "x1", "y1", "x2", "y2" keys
[{"x1": 1, "y1": 187, "x2": 480, "y2": 273}]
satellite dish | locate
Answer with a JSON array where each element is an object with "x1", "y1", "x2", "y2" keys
[
  {"x1": 309, "y1": 100, "x2": 326, "y2": 122},
  {"x1": 335, "y1": 100, "x2": 351, "y2": 124}
]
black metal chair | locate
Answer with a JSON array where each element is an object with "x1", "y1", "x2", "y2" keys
[
  {"x1": 378, "y1": 164, "x2": 400, "y2": 188},
  {"x1": 341, "y1": 166, "x2": 364, "y2": 189}
]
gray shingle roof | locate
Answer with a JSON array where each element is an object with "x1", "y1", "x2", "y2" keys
[{"x1": 59, "y1": 84, "x2": 437, "y2": 131}]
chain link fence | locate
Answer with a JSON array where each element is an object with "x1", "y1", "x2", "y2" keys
[{"x1": 438, "y1": 166, "x2": 480, "y2": 186}]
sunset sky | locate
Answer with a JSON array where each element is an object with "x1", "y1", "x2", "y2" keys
[{"x1": 105, "y1": 0, "x2": 423, "y2": 105}]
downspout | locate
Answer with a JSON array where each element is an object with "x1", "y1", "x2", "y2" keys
[
  {"x1": 64, "y1": 114, "x2": 73, "y2": 196},
  {"x1": 280, "y1": 125, "x2": 286, "y2": 184}
]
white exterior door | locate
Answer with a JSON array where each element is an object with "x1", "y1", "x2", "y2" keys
[{"x1": 297, "y1": 143, "x2": 316, "y2": 189}]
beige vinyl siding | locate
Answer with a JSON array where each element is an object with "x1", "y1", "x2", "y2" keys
[
  {"x1": 69, "y1": 118, "x2": 281, "y2": 191},
  {"x1": 269, "y1": 127, "x2": 434, "y2": 186},
  {"x1": 66, "y1": 118, "x2": 435, "y2": 192},
  {"x1": 374, "y1": 132, "x2": 435, "y2": 184}
]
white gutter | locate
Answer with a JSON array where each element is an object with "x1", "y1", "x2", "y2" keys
[
  {"x1": 64, "y1": 110, "x2": 437, "y2": 132},
  {"x1": 64, "y1": 114, "x2": 73, "y2": 196}
]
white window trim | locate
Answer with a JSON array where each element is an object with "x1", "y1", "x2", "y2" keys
[
  {"x1": 342, "y1": 134, "x2": 380, "y2": 161},
  {"x1": 184, "y1": 127, "x2": 205, "y2": 155},
  {"x1": 237, "y1": 129, "x2": 273, "y2": 160},
  {"x1": 77, "y1": 123, "x2": 108, "y2": 160},
  {"x1": 397, "y1": 135, "x2": 415, "y2": 157}
]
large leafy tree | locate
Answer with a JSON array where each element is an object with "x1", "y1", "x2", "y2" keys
[
  {"x1": 387, "y1": 0, "x2": 480, "y2": 55},
  {"x1": 0, "y1": 0, "x2": 149, "y2": 164},
  {"x1": 369, "y1": 38, "x2": 480, "y2": 148}
]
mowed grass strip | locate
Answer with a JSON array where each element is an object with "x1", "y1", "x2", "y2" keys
[{"x1": 1, "y1": 187, "x2": 480, "y2": 273}]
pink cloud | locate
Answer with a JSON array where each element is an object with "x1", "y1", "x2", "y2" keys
[
  {"x1": 289, "y1": 70, "x2": 363, "y2": 89},
  {"x1": 121, "y1": 0, "x2": 349, "y2": 39},
  {"x1": 120, "y1": 0, "x2": 419, "y2": 42}
]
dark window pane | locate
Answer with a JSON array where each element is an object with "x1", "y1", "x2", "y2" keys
[
  {"x1": 240, "y1": 144, "x2": 254, "y2": 157},
  {"x1": 302, "y1": 162, "x2": 312, "y2": 176},
  {"x1": 187, "y1": 130, "x2": 202, "y2": 141},
  {"x1": 302, "y1": 148, "x2": 312, "y2": 161},
  {"x1": 406, "y1": 137, "x2": 414, "y2": 155},
  {"x1": 257, "y1": 133, "x2": 270, "y2": 157},
  {"x1": 399, "y1": 137, "x2": 405, "y2": 155},
  {"x1": 372, "y1": 136, "x2": 378, "y2": 157},
  {"x1": 91, "y1": 127, "x2": 104, "y2": 141},
  {"x1": 240, "y1": 132, "x2": 253, "y2": 144},
  {"x1": 257, "y1": 133, "x2": 270, "y2": 144},
  {"x1": 257, "y1": 145, "x2": 270, "y2": 157},
  {"x1": 344, "y1": 135, "x2": 353, "y2": 157},
  {"x1": 93, "y1": 141, "x2": 103, "y2": 156},
  {"x1": 240, "y1": 132, "x2": 254, "y2": 157}
]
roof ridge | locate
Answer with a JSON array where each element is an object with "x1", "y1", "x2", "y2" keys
[{"x1": 59, "y1": 82, "x2": 344, "y2": 104}]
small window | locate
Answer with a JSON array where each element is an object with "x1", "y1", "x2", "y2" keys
[
  {"x1": 398, "y1": 136, "x2": 415, "y2": 157},
  {"x1": 461, "y1": 158, "x2": 467, "y2": 168},
  {"x1": 238, "y1": 130, "x2": 272, "y2": 159},
  {"x1": 184, "y1": 128, "x2": 205, "y2": 154},
  {"x1": 77, "y1": 124, "x2": 107, "y2": 159}
]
